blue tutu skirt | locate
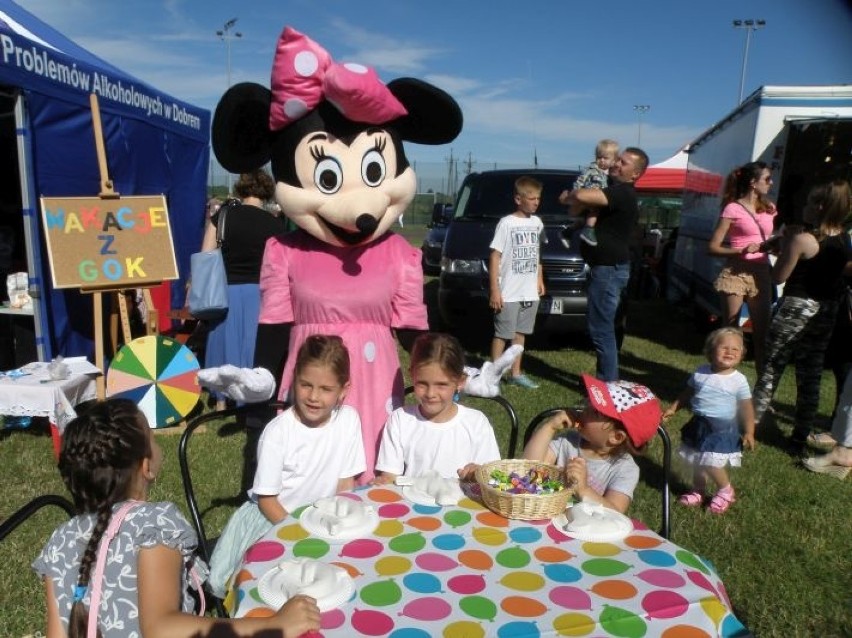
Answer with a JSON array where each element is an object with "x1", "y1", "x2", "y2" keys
[{"x1": 679, "y1": 414, "x2": 743, "y2": 468}]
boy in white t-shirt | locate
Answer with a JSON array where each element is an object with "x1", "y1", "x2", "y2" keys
[{"x1": 488, "y1": 176, "x2": 545, "y2": 389}]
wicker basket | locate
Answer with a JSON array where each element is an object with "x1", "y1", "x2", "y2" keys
[{"x1": 475, "y1": 459, "x2": 573, "y2": 520}]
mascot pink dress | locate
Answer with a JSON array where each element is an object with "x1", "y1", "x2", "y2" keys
[{"x1": 212, "y1": 27, "x2": 462, "y2": 483}]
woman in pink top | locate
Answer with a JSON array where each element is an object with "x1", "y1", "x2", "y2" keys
[{"x1": 708, "y1": 161, "x2": 777, "y2": 376}]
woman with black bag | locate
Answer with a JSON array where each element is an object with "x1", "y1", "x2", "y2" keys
[{"x1": 201, "y1": 170, "x2": 287, "y2": 409}]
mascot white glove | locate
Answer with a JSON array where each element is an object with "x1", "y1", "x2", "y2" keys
[
  {"x1": 463, "y1": 345, "x2": 524, "y2": 398},
  {"x1": 197, "y1": 365, "x2": 276, "y2": 403}
]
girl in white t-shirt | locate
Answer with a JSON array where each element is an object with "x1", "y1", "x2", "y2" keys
[
  {"x1": 209, "y1": 334, "x2": 365, "y2": 596},
  {"x1": 374, "y1": 333, "x2": 501, "y2": 482}
]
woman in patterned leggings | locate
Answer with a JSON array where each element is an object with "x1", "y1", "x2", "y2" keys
[{"x1": 752, "y1": 179, "x2": 852, "y2": 451}]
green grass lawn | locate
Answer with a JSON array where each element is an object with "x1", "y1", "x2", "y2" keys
[{"x1": 1, "y1": 228, "x2": 850, "y2": 636}]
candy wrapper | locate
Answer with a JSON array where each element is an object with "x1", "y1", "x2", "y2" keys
[{"x1": 489, "y1": 467, "x2": 565, "y2": 495}]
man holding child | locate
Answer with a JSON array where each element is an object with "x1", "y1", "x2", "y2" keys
[{"x1": 560, "y1": 147, "x2": 649, "y2": 381}]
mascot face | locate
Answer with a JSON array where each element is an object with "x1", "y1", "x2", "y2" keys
[
  {"x1": 212, "y1": 26, "x2": 462, "y2": 248},
  {"x1": 278, "y1": 126, "x2": 416, "y2": 246}
]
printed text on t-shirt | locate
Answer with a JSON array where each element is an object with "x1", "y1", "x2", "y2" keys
[{"x1": 510, "y1": 229, "x2": 539, "y2": 274}]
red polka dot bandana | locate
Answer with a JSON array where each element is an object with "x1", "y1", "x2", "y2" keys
[
  {"x1": 582, "y1": 374, "x2": 662, "y2": 448},
  {"x1": 269, "y1": 26, "x2": 408, "y2": 130}
]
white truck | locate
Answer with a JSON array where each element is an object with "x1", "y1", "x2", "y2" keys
[{"x1": 669, "y1": 84, "x2": 852, "y2": 322}]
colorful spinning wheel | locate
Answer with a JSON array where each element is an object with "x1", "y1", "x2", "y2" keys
[{"x1": 107, "y1": 335, "x2": 201, "y2": 428}]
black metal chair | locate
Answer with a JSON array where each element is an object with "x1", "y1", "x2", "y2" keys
[
  {"x1": 178, "y1": 401, "x2": 289, "y2": 563},
  {"x1": 178, "y1": 401, "x2": 288, "y2": 617},
  {"x1": 404, "y1": 387, "x2": 520, "y2": 458},
  {"x1": 0, "y1": 494, "x2": 75, "y2": 543},
  {"x1": 521, "y1": 408, "x2": 672, "y2": 540}
]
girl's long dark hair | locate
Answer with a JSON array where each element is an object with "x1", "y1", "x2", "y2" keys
[
  {"x1": 721, "y1": 161, "x2": 774, "y2": 213},
  {"x1": 58, "y1": 398, "x2": 150, "y2": 638}
]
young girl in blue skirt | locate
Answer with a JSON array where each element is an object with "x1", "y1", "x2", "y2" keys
[{"x1": 663, "y1": 327, "x2": 756, "y2": 514}]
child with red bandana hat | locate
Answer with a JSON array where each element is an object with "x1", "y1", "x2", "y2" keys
[{"x1": 523, "y1": 375, "x2": 662, "y2": 513}]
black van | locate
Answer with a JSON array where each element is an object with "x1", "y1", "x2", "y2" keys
[
  {"x1": 437, "y1": 169, "x2": 591, "y2": 334},
  {"x1": 421, "y1": 203, "x2": 454, "y2": 276}
]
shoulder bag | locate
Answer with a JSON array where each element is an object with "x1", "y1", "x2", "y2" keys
[{"x1": 188, "y1": 205, "x2": 229, "y2": 320}]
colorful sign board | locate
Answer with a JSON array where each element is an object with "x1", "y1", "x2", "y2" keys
[{"x1": 40, "y1": 195, "x2": 178, "y2": 289}]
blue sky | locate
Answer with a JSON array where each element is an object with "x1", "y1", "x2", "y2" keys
[{"x1": 21, "y1": 0, "x2": 852, "y2": 177}]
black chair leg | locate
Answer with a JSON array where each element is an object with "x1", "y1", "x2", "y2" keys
[
  {"x1": 179, "y1": 402, "x2": 288, "y2": 617},
  {"x1": 241, "y1": 417, "x2": 266, "y2": 496},
  {"x1": 657, "y1": 425, "x2": 672, "y2": 540}
]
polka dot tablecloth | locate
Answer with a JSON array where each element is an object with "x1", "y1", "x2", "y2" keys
[{"x1": 228, "y1": 486, "x2": 750, "y2": 637}]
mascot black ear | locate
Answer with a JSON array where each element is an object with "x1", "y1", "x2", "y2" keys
[
  {"x1": 388, "y1": 78, "x2": 463, "y2": 145},
  {"x1": 212, "y1": 82, "x2": 274, "y2": 173}
]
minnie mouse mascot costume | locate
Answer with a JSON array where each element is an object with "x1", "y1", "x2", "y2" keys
[{"x1": 212, "y1": 27, "x2": 462, "y2": 484}]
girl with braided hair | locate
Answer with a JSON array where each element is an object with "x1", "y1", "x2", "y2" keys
[{"x1": 32, "y1": 398, "x2": 319, "y2": 638}]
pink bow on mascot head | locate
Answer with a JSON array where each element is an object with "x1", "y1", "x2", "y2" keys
[{"x1": 269, "y1": 27, "x2": 408, "y2": 130}]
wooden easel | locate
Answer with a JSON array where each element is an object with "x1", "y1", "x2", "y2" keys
[
  {"x1": 86, "y1": 94, "x2": 161, "y2": 398},
  {"x1": 109, "y1": 288, "x2": 159, "y2": 347}
]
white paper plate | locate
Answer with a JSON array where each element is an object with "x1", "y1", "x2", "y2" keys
[
  {"x1": 401, "y1": 480, "x2": 463, "y2": 507},
  {"x1": 299, "y1": 503, "x2": 379, "y2": 541},
  {"x1": 550, "y1": 503, "x2": 634, "y2": 542},
  {"x1": 257, "y1": 559, "x2": 355, "y2": 612}
]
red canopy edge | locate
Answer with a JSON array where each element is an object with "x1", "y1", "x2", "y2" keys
[{"x1": 635, "y1": 167, "x2": 686, "y2": 192}]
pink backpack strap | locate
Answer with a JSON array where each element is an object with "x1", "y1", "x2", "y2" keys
[
  {"x1": 87, "y1": 500, "x2": 139, "y2": 638},
  {"x1": 190, "y1": 564, "x2": 206, "y2": 616}
]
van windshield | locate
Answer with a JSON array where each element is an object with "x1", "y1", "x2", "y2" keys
[{"x1": 454, "y1": 172, "x2": 580, "y2": 223}]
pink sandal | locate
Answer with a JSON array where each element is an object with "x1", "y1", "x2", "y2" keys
[
  {"x1": 708, "y1": 485, "x2": 736, "y2": 514},
  {"x1": 677, "y1": 491, "x2": 704, "y2": 507}
]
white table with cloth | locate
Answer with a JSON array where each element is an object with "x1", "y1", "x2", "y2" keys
[
  {"x1": 0, "y1": 358, "x2": 101, "y2": 454},
  {"x1": 227, "y1": 483, "x2": 751, "y2": 637}
]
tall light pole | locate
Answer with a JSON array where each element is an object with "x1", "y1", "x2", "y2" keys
[
  {"x1": 633, "y1": 105, "x2": 650, "y2": 146},
  {"x1": 217, "y1": 18, "x2": 242, "y2": 193},
  {"x1": 733, "y1": 19, "x2": 765, "y2": 105}
]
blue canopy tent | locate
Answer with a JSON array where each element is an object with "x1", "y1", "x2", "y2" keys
[{"x1": 0, "y1": 0, "x2": 210, "y2": 362}]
